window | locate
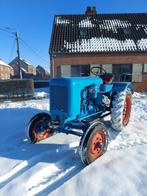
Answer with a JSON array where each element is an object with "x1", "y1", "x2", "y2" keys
[
  {"x1": 112, "y1": 64, "x2": 132, "y2": 82},
  {"x1": 71, "y1": 65, "x2": 90, "y2": 77},
  {"x1": 102, "y1": 64, "x2": 112, "y2": 73},
  {"x1": 80, "y1": 65, "x2": 90, "y2": 76},
  {"x1": 59, "y1": 65, "x2": 90, "y2": 77}
]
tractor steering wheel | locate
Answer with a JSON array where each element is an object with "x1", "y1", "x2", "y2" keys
[{"x1": 90, "y1": 66, "x2": 106, "y2": 76}]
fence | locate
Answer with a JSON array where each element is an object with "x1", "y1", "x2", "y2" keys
[
  {"x1": 0, "y1": 79, "x2": 34, "y2": 101},
  {"x1": 34, "y1": 80, "x2": 50, "y2": 88}
]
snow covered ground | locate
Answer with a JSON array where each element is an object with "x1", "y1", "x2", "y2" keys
[{"x1": 0, "y1": 90, "x2": 147, "y2": 195}]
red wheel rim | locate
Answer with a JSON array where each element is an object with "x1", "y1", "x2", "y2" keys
[
  {"x1": 33, "y1": 120, "x2": 52, "y2": 141},
  {"x1": 33, "y1": 129, "x2": 51, "y2": 141},
  {"x1": 89, "y1": 131, "x2": 106, "y2": 159},
  {"x1": 123, "y1": 95, "x2": 131, "y2": 126}
]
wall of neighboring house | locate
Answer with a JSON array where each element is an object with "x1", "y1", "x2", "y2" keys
[
  {"x1": 0, "y1": 65, "x2": 12, "y2": 80},
  {"x1": 9, "y1": 61, "x2": 19, "y2": 75},
  {"x1": 28, "y1": 65, "x2": 36, "y2": 75},
  {"x1": 51, "y1": 53, "x2": 147, "y2": 92},
  {"x1": 36, "y1": 66, "x2": 50, "y2": 80}
]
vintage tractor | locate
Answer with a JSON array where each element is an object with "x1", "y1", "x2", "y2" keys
[{"x1": 27, "y1": 67, "x2": 133, "y2": 165}]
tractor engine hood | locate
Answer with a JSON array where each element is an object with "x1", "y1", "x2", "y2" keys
[{"x1": 50, "y1": 77, "x2": 103, "y2": 119}]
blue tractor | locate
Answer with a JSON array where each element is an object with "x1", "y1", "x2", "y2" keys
[{"x1": 27, "y1": 67, "x2": 133, "y2": 165}]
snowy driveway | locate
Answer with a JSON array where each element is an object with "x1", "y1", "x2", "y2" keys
[{"x1": 0, "y1": 93, "x2": 147, "y2": 195}]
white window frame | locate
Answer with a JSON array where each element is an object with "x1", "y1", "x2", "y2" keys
[
  {"x1": 143, "y1": 64, "x2": 147, "y2": 73},
  {"x1": 132, "y1": 64, "x2": 143, "y2": 82}
]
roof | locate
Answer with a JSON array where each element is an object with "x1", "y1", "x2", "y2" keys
[
  {"x1": 9, "y1": 57, "x2": 31, "y2": 66},
  {"x1": 0, "y1": 59, "x2": 11, "y2": 68},
  {"x1": 49, "y1": 13, "x2": 147, "y2": 54},
  {"x1": 20, "y1": 67, "x2": 27, "y2": 73}
]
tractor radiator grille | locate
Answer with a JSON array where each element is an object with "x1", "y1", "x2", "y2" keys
[{"x1": 50, "y1": 86, "x2": 68, "y2": 113}]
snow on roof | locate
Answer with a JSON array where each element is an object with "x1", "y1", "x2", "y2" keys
[
  {"x1": 137, "y1": 39, "x2": 147, "y2": 50},
  {"x1": 64, "y1": 38, "x2": 137, "y2": 53},
  {"x1": 145, "y1": 27, "x2": 147, "y2": 34},
  {"x1": 20, "y1": 58, "x2": 31, "y2": 65},
  {"x1": 50, "y1": 13, "x2": 147, "y2": 54},
  {"x1": 99, "y1": 19, "x2": 131, "y2": 33},
  {"x1": 0, "y1": 59, "x2": 11, "y2": 68},
  {"x1": 55, "y1": 16, "x2": 70, "y2": 25},
  {"x1": 79, "y1": 17, "x2": 95, "y2": 28},
  {"x1": 20, "y1": 67, "x2": 27, "y2": 73}
]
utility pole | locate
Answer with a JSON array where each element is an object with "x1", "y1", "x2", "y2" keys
[
  {"x1": 0, "y1": 27, "x2": 22, "y2": 79},
  {"x1": 15, "y1": 32, "x2": 22, "y2": 79}
]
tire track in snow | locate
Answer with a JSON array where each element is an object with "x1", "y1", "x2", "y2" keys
[
  {"x1": 108, "y1": 128, "x2": 147, "y2": 152},
  {"x1": 27, "y1": 126, "x2": 147, "y2": 196},
  {"x1": 25, "y1": 94, "x2": 146, "y2": 196},
  {"x1": 25, "y1": 152, "x2": 84, "y2": 195},
  {"x1": 0, "y1": 142, "x2": 80, "y2": 189}
]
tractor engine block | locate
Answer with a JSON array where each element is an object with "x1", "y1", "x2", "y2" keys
[{"x1": 80, "y1": 84, "x2": 100, "y2": 115}]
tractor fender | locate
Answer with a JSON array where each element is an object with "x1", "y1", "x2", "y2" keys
[
  {"x1": 112, "y1": 82, "x2": 134, "y2": 94},
  {"x1": 28, "y1": 112, "x2": 51, "y2": 126},
  {"x1": 26, "y1": 112, "x2": 51, "y2": 141}
]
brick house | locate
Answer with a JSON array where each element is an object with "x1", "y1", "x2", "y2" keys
[
  {"x1": 0, "y1": 59, "x2": 13, "y2": 80},
  {"x1": 35, "y1": 65, "x2": 50, "y2": 80},
  {"x1": 9, "y1": 57, "x2": 36, "y2": 79},
  {"x1": 49, "y1": 7, "x2": 147, "y2": 91}
]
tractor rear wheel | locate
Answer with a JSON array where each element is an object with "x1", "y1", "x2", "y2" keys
[
  {"x1": 111, "y1": 89, "x2": 132, "y2": 131},
  {"x1": 27, "y1": 113, "x2": 53, "y2": 143},
  {"x1": 79, "y1": 122, "x2": 108, "y2": 165}
]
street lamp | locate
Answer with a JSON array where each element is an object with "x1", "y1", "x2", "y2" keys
[{"x1": 0, "y1": 27, "x2": 22, "y2": 79}]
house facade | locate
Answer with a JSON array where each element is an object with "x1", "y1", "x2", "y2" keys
[
  {"x1": 0, "y1": 59, "x2": 13, "y2": 80},
  {"x1": 9, "y1": 57, "x2": 36, "y2": 79},
  {"x1": 49, "y1": 7, "x2": 147, "y2": 91},
  {"x1": 36, "y1": 65, "x2": 50, "y2": 80}
]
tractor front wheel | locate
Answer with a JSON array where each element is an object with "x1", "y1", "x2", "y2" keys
[
  {"x1": 79, "y1": 122, "x2": 108, "y2": 165},
  {"x1": 27, "y1": 113, "x2": 53, "y2": 143}
]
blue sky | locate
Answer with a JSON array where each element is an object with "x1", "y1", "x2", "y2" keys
[{"x1": 0, "y1": 0, "x2": 147, "y2": 71}]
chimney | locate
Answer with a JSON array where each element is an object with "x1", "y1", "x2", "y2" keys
[{"x1": 85, "y1": 6, "x2": 97, "y2": 15}]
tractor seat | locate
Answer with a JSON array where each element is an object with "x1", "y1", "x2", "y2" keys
[{"x1": 100, "y1": 73, "x2": 113, "y2": 84}]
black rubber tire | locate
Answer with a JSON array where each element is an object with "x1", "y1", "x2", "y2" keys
[
  {"x1": 111, "y1": 89, "x2": 132, "y2": 131},
  {"x1": 27, "y1": 113, "x2": 52, "y2": 143},
  {"x1": 79, "y1": 122, "x2": 108, "y2": 165}
]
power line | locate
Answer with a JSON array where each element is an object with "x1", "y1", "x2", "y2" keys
[
  {"x1": 0, "y1": 27, "x2": 49, "y2": 66},
  {"x1": 0, "y1": 27, "x2": 13, "y2": 34},
  {"x1": 20, "y1": 38, "x2": 49, "y2": 64}
]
